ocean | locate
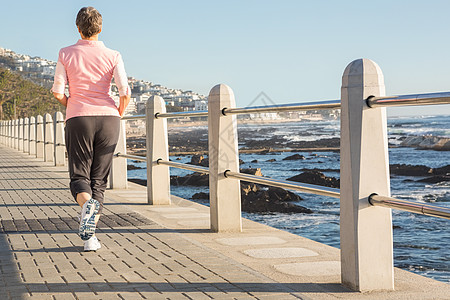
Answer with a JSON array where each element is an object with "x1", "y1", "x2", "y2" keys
[{"x1": 127, "y1": 115, "x2": 450, "y2": 283}]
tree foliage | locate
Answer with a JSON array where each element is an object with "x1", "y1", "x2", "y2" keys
[{"x1": 0, "y1": 67, "x2": 64, "y2": 120}]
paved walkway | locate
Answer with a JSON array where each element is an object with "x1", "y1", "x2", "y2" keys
[{"x1": 0, "y1": 145, "x2": 449, "y2": 300}]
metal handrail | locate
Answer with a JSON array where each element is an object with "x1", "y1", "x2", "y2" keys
[
  {"x1": 224, "y1": 170, "x2": 340, "y2": 198},
  {"x1": 157, "y1": 159, "x2": 210, "y2": 174},
  {"x1": 115, "y1": 152, "x2": 146, "y2": 162},
  {"x1": 367, "y1": 91, "x2": 450, "y2": 108},
  {"x1": 368, "y1": 194, "x2": 450, "y2": 220},
  {"x1": 121, "y1": 114, "x2": 146, "y2": 120},
  {"x1": 223, "y1": 100, "x2": 341, "y2": 115},
  {"x1": 155, "y1": 111, "x2": 208, "y2": 119}
]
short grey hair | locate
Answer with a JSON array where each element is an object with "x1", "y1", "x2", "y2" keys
[{"x1": 76, "y1": 7, "x2": 102, "y2": 38}]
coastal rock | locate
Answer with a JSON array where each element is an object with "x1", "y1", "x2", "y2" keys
[
  {"x1": 283, "y1": 154, "x2": 305, "y2": 160},
  {"x1": 170, "y1": 173, "x2": 209, "y2": 186},
  {"x1": 287, "y1": 171, "x2": 340, "y2": 188},
  {"x1": 390, "y1": 164, "x2": 433, "y2": 176},
  {"x1": 192, "y1": 192, "x2": 209, "y2": 200},
  {"x1": 267, "y1": 158, "x2": 276, "y2": 162},
  {"x1": 417, "y1": 175, "x2": 450, "y2": 184},
  {"x1": 251, "y1": 159, "x2": 258, "y2": 163},
  {"x1": 242, "y1": 189, "x2": 312, "y2": 214},
  {"x1": 127, "y1": 164, "x2": 143, "y2": 170},
  {"x1": 433, "y1": 165, "x2": 450, "y2": 175},
  {"x1": 189, "y1": 154, "x2": 244, "y2": 166},
  {"x1": 400, "y1": 136, "x2": 450, "y2": 151}
]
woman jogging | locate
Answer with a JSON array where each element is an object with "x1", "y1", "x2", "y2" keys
[{"x1": 52, "y1": 6, "x2": 131, "y2": 251}]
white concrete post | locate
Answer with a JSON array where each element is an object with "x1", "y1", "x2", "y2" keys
[
  {"x1": 14, "y1": 119, "x2": 18, "y2": 149},
  {"x1": 44, "y1": 113, "x2": 54, "y2": 162},
  {"x1": 340, "y1": 59, "x2": 393, "y2": 291},
  {"x1": 0, "y1": 121, "x2": 3, "y2": 145},
  {"x1": 18, "y1": 118, "x2": 24, "y2": 151},
  {"x1": 10, "y1": 120, "x2": 14, "y2": 148},
  {"x1": 23, "y1": 117, "x2": 29, "y2": 153},
  {"x1": 110, "y1": 119, "x2": 128, "y2": 189},
  {"x1": 54, "y1": 112, "x2": 65, "y2": 166},
  {"x1": 29, "y1": 116, "x2": 36, "y2": 156},
  {"x1": 146, "y1": 95, "x2": 170, "y2": 205},
  {"x1": 7, "y1": 120, "x2": 10, "y2": 147},
  {"x1": 36, "y1": 115, "x2": 44, "y2": 159},
  {"x1": 208, "y1": 84, "x2": 242, "y2": 232}
]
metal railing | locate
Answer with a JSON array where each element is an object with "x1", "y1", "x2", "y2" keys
[
  {"x1": 369, "y1": 194, "x2": 450, "y2": 219},
  {"x1": 2, "y1": 58, "x2": 450, "y2": 292}
]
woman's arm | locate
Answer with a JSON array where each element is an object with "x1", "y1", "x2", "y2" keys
[
  {"x1": 113, "y1": 53, "x2": 131, "y2": 117},
  {"x1": 118, "y1": 94, "x2": 131, "y2": 117},
  {"x1": 53, "y1": 93, "x2": 68, "y2": 107},
  {"x1": 52, "y1": 57, "x2": 68, "y2": 107}
]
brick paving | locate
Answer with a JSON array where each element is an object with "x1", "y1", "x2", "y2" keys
[{"x1": 0, "y1": 146, "x2": 304, "y2": 300}]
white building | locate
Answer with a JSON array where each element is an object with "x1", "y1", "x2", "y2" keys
[{"x1": 194, "y1": 100, "x2": 208, "y2": 111}]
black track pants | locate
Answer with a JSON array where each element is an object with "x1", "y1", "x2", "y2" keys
[{"x1": 65, "y1": 116, "x2": 120, "y2": 213}]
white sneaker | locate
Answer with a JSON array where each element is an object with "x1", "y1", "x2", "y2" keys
[
  {"x1": 79, "y1": 199, "x2": 100, "y2": 241},
  {"x1": 84, "y1": 236, "x2": 101, "y2": 252}
]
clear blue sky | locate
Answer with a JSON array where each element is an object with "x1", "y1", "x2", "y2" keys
[{"x1": 1, "y1": 0, "x2": 450, "y2": 116}]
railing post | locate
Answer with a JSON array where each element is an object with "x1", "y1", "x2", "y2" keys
[
  {"x1": 9, "y1": 120, "x2": 13, "y2": 148},
  {"x1": 44, "y1": 113, "x2": 54, "y2": 162},
  {"x1": 0, "y1": 121, "x2": 3, "y2": 145},
  {"x1": 146, "y1": 95, "x2": 170, "y2": 205},
  {"x1": 14, "y1": 119, "x2": 18, "y2": 149},
  {"x1": 36, "y1": 115, "x2": 44, "y2": 159},
  {"x1": 18, "y1": 118, "x2": 24, "y2": 151},
  {"x1": 208, "y1": 84, "x2": 242, "y2": 232},
  {"x1": 110, "y1": 119, "x2": 128, "y2": 189},
  {"x1": 23, "y1": 117, "x2": 29, "y2": 153},
  {"x1": 7, "y1": 120, "x2": 10, "y2": 147},
  {"x1": 29, "y1": 116, "x2": 36, "y2": 156},
  {"x1": 340, "y1": 58, "x2": 393, "y2": 291},
  {"x1": 54, "y1": 112, "x2": 65, "y2": 166}
]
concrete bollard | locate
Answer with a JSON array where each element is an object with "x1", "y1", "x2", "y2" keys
[
  {"x1": 23, "y1": 118, "x2": 29, "y2": 153},
  {"x1": 146, "y1": 95, "x2": 170, "y2": 205},
  {"x1": 10, "y1": 120, "x2": 13, "y2": 148},
  {"x1": 110, "y1": 119, "x2": 128, "y2": 189},
  {"x1": 14, "y1": 119, "x2": 18, "y2": 149},
  {"x1": 44, "y1": 113, "x2": 54, "y2": 162},
  {"x1": 18, "y1": 118, "x2": 24, "y2": 151},
  {"x1": 0, "y1": 121, "x2": 3, "y2": 145},
  {"x1": 340, "y1": 59, "x2": 393, "y2": 291},
  {"x1": 54, "y1": 112, "x2": 65, "y2": 166},
  {"x1": 29, "y1": 116, "x2": 36, "y2": 156},
  {"x1": 208, "y1": 84, "x2": 242, "y2": 232},
  {"x1": 36, "y1": 115, "x2": 44, "y2": 159}
]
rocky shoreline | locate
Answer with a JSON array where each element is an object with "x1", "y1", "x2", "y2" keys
[
  {"x1": 125, "y1": 125, "x2": 448, "y2": 214},
  {"x1": 128, "y1": 159, "x2": 449, "y2": 214}
]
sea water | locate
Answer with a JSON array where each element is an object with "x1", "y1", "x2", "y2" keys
[{"x1": 127, "y1": 115, "x2": 450, "y2": 283}]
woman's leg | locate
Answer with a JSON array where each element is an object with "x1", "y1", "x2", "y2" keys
[
  {"x1": 65, "y1": 117, "x2": 100, "y2": 240},
  {"x1": 90, "y1": 116, "x2": 121, "y2": 219}
]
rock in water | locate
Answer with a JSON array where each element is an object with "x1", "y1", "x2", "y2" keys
[
  {"x1": 433, "y1": 165, "x2": 450, "y2": 175},
  {"x1": 127, "y1": 164, "x2": 143, "y2": 170},
  {"x1": 390, "y1": 164, "x2": 433, "y2": 176},
  {"x1": 170, "y1": 173, "x2": 209, "y2": 186},
  {"x1": 192, "y1": 192, "x2": 209, "y2": 199},
  {"x1": 241, "y1": 190, "x2": 312, "y2": 214},
  {"x1": 283, "y1": 154, "x2": 305, "y2": 160},
  {"x1": 417, "y1": 176, "x2": 450, "y2": 184},
  {"x1": 287, "y1": 171, "x2": 340, "y2": 188}
]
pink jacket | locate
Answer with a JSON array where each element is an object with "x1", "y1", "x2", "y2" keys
[{"x1": 52, "y1": 39, "x2": 130, "y2": 121}]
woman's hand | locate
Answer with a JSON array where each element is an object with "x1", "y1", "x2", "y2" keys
[
  {"x1": 53, "y1": 92, "x2": 68, "y2": 107},
  {"x1": 118, "y1": 94, "x2": 131, "y2": 117}
]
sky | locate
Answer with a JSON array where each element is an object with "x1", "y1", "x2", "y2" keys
[{"x1": 1, "y1": 0, "x2": 450, "y2": 117}]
